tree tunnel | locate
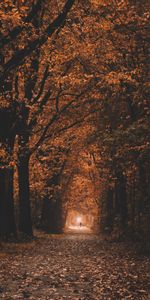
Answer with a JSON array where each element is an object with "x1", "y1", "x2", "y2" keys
[
  {"x1": 30, "y1": 133, "x2": 150, "y2": 240},
  {"x1": 61, "y1": 149, "x2": 101, "y2": 234},
  {"x1": 40, "y1": 145, "x2": 101, "y2": 234}
]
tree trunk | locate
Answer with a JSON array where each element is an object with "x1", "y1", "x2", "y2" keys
[
  {"x1": 41, "y1": 193, "x2": 62, "y2": 234},
  {"x1": 106, "y1": 187, "x2": 114, "y2": 232},
  {"x1": 138, "y1": 162, "x2": 149, "y2": 234},
  {"x1": 18, "y1": 154, "x2": 32, "y2": 236},
  {"x1": 131, "y1": 174, "x2": 136, "y2": 230},
  {"x1": 0, "y1": 168, "x2": 16, "y2": 239},
  {"x1": 115, "y1": 168, "x2": 128, "y2": 231}
]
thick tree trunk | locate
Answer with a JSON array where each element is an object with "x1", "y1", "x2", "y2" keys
[
  {"x1": 0, "y1": 168, "x2": 16, "y2": 238},
  {"x1": 18, "y1": 154, "x2": 32, "y2": 236}
]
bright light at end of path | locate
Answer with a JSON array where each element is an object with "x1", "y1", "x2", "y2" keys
[{"x1": 76, "y1": 216, "x2": 82, "y2": 225}]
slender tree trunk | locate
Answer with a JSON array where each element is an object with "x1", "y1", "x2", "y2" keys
[
  {"x1": 131, "y1": 174, "x2": 136, "y2": 230},
  {"x1": 115, "y1": 168, "x2": 128, "y2": 231},
  {"x1": 104, "y1": 187, "x2": 114, "y2": 233},
  {"x1": 18, "y1": 154, "x2": 32, "y2": 236},
  {"x1": 41, "y1": 196, "x2": 62, "y2": 234},
  {"x1": 138, "y1": 162, "x2": 148, "y2": 233},
  {"x1": 0, "y1": 168, "x2": 16, "y2": 238},
  {"x1": 41, "y1": 164, "x2": 67, "y2": 233}
]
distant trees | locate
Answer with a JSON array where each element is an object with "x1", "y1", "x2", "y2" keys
[
  {"x1": 0, "y1": 0, "x2": 149, "y2": 240},
  {"x1": 91, "y1": 0, "x2": 150, "y2": 239}
]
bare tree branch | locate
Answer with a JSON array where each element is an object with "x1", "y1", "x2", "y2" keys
[
  {"x1": 29, "y1": 88, "x2": 51, "y2": 129},
  {"x1": 32, "y1": 65, "x2": 49, "y2": 104},
  {"x1": 30, "y1": 97, "x2": 76, "y2": 154},
  {"x1": 49, "y1": 108, "x2": 99, "y2": 137}
]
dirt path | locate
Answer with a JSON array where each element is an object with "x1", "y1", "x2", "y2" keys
[{"x1": 0, "y1": 233, "x2": 149, "y2": 299}]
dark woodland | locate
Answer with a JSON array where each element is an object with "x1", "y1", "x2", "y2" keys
[{"x1": 0, "y1": 1, "x2": 150, "y2": 299}]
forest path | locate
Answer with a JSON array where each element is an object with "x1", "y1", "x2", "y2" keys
[{"x1": 0, "y1": 233, "x2": 149, "y2": 300}]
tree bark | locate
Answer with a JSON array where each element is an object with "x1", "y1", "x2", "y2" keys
[
  {"x1": 106, "y1": 187, "x2": 114, "y2": 232},
  {"x1": 0, "y1": 106, "x2": 18, "y2": 239},
  {"x1": 18, "y1": 154, "x2": 32, "y2": 236},
  {"x1": 115, "y1": 168, "x2": 128, "y2": 231},
  {"x1": 41, "y1": 195, "x2": 62, "y2": 234},
  {"x1": 0, "y1": 168, "x2": 16, "y2": 238}
]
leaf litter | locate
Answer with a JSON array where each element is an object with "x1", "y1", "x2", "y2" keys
[{"x1": 0, "y1": 233, "x2": 149, "y2": 299}]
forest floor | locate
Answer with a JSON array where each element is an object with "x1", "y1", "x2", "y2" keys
[{"x1": 0, "y1": 232, "x2": 149, "y2": 300}]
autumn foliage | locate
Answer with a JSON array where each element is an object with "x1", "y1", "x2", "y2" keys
[{"x1": 0, "y1": 0, "x2": 149, "y2": 240}]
